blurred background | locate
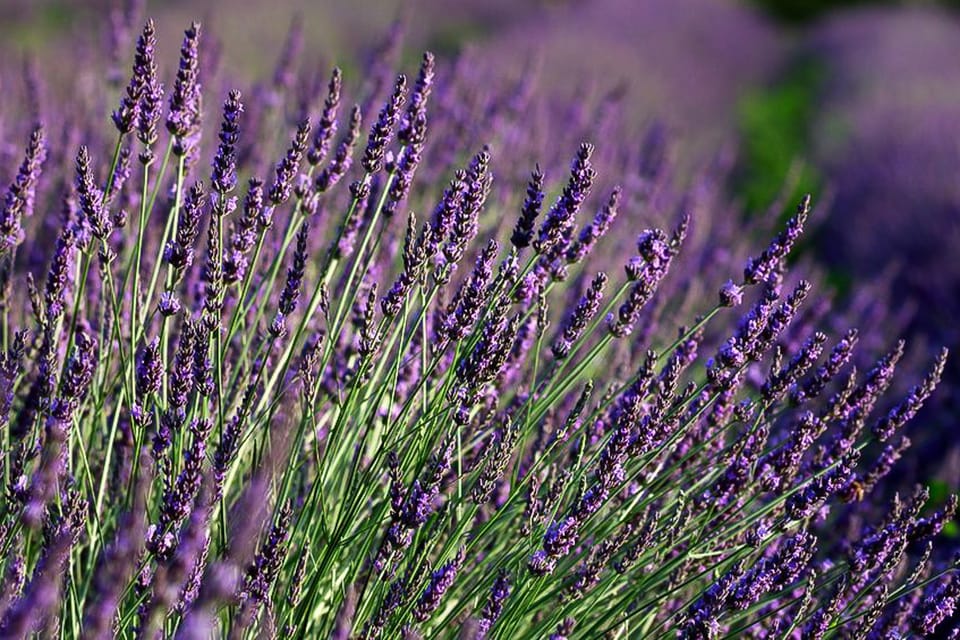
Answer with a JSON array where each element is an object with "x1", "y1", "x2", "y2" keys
[{"x1": 1, "y1": 0, "x2": 958, "y2": 482}]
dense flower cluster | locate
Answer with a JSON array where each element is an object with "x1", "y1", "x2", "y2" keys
[{"x1": 0, "y1": 11, "x2": 955, "y2": 640}]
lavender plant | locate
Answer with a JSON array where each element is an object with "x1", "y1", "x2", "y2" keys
[{"x1": 0, "y1": 12, "x2": 956, "y2": 640}]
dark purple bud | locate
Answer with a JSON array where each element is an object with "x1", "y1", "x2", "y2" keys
[
  {"x1": 277, "y1": 219, "x2": 310, "y2": 318},
  {"x1": 473, "y1": 570, "x2": 510, "y2": 639},
  {"x1": 565, "y1": 185, "x2": 620, "y2": 264},
  {"x1": 873, "y1": 347, "x2": 947, "y2": 441},
  {"x1": 413, "y1": 547, "x2": 464, "y2": 622},
  {"x1": 269, "y1": 119, "x2": 311, "y2": 206},
  {"x1": 211, "y1": 89, "x2": 243, "y2": 195},
  {"x1": 553, "y1": 272, "x2": 607, "y2": 360},
  {"x1": 158, "y1": 292, "x2": 182, "y2": 317},
  {"x1": 398, "y1": 52, "x2": 435, "y2": 146},
  {"x1": 912, "y1": 571, "x2": 960, "y2": 636},
  {"x1": 791, "y1": 328, "x2": 858, "y2": 406},
  {"x1": 223, "y1": 177, "x2": 264, "y2": 284},
  {"x1": 167, "y1": 22, "x2": 203, "y2": 144},
  {"x1": 762, "y1": 331, "x2": 827, "y2": 401},
  {"x1": 76, "y1": 145, "x2": 110, "y2": 240},
  {"x1": 719, "y1": 279, "x2": 743, "y2": 307},
  {"x1": 316, "y1": 105, "x2": 362, "y2": 193},
  {"x1": 0, "y1": 125, "x2": 46, "y2": 252},
  {"x1": 137, "y1": 338, "x2": 163, "y2": 397},
  {"x1": 136, "y1": 21, "x2": 164, "y2": 160},
  {"x1": 361, "y1": 74, "x2": 407, "y2": 174},
  {"x1": 535, "y1": 143, "x2": 595, "y2": 255},
  {"x1": 549, "y1": 617, "x2": 576, "y2": 640},
  {"x1": 113, "y1": 20, "x2": 158, "y2": 134},
  {"x1": 511, "y1": 166, "x2": 544, "y2": 250},
  {"x1": 743, "y1": 194, "x2": 810, "y2": 285},
  {"x1": 42, "y1": 227, "x2": 75, "y2": 322},
  {"x1": 308, "y1": 67, "x2": 342, "y2": 166}
]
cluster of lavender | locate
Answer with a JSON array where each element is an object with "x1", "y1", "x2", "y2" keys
[{"x1": 0, "y1": 10, "x2": 956, "y2": 639}]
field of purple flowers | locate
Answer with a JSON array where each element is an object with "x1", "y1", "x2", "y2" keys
[{"x1": 0, "y1": 1, "x2": 958, "y2": 638}]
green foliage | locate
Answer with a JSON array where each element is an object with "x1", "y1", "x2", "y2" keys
[{"x1": 732, "y1": 58, "x2": 824, "y2": 219}]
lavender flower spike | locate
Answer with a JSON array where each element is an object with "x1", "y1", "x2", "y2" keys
[
  {"x1": 112, "y1": 20, "x2": 157, "y2": 135},
  {"x1": 0, "y1": 124, "x2": 47, "y2": 252},
  {"x1": 743, "y1": 194, "x2": 810, "y2": 285},
  {"x1": 211, "y1": 89, "x2": 244, "y2": 195},
  {"x1": 307, "y1": 67, "x2": 343, "y2": 167},
  {"x1": 361, "y1": 74, "x2": 407, "y2": 174},
  {"x1": 167, "y1": 22, "x2": 202, "y2": 149},
  {"x1": 873, "y1": 347, "x2": 948, "y2": 441},
  {"x1": 534, "y1": 143, "x2": 595, "y2": 255},
  {"x1": 511, "y1": 166, "x2": 545, "y2": 250}
]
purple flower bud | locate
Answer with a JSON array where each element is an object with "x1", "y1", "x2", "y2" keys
[
  {"x1": 361, "y1": 74, "x2": 407, "y2": 174},
  {"x1": 158, "y1": 292, "x2": 182, "y2": 317},
  {"x1": 511, "y1": 166, "x2": 545, "y2": 250},
  {"x1": 719, "y1": 279, "x2": 743, "y2": 307},
  {"x1": 474, "y1": 570, "x2": 511, "y2": 639},
  {"x1": 42, "y1": 227, "x2": 75, "y2": 322},
  {"x1": 743, "y1": 194, "x2": 810, "y2": 285},
  {"x1": 76, "y1": 145, "x2": 109, "y2": 240},
  {"x1": 535, "y1": 143, "x2": 595, "y2": 255},
  {"x1": 277, "y1": 219, "x2": 310, "y2": 317},
  {"x1": 565, "y1": 185, "x2": 620, "y2": 264},
  {"x1": 269, "y1": 119, "x2": 310, "y2": 206},
  {"x1": 791, "y1": 328, "x2": 858, "y2": 406},
  {"x1": 113, "y1": 21, "x2": 158, "y2": 135},
  {"x1": 211, "y1": 89, "x2": 243, "y2": 195},
  {"x1": 316, "y1": 104, "x2": 362, "y2": 193},
  {"x1": 223, "y1": 177, "x2": 264, "y2": 284},
  {"x1": 136, "y1": 338, "x2": 163, "y2": 397},
  {"x1": 873, "y1": 347, "x2": 947, "y2": 442},
  {"x1": 0, "y1": 125, "x2": 46, "y2": 252},
  {"x1": 912, "y1": 572, "x2": 960, "y2": 636},
  {"x1": 413, "y1": 547, "x2": 464, "y2": 622},
  {"x1": 136, "y1": 22, "x2": 163, "y2": 160},
  {"x1": 308, "y1": 67, "x2": 343, "y2": 167},
  {"x1": 167, "y1": 23, "x2": 202, "y2": 144},
  {"x1": 554, "y1": 272, "x2": 607, "y2": 360}
]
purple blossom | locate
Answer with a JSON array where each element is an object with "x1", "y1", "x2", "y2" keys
[
  {"x1": 743, "y1": 195, "x2": 810, "y2": 285},
  {"x1": 167, "y1": 22, "x2": 203, "y2": 145},
  {"x1": 308, "y1": 67, "x2": 343, "y2": 167},
  {"x1": 211, "y1": 89, "x2": 244, "y2": 195},
  {"x1": 413, "y1": 547, "x2": 463, "y2": 622},
  {"x1": 0, "y1": 125, "x2": 46, "y2": 252},
  {"x1": 511, "y1": 166, "x2": 545, "y2": 250},
  {"x1": 534, "y1": 143, "x2": 595, "y2": 256},
  {"x1": 361, "y1": 74, "x2": 407, "y2": 174}
]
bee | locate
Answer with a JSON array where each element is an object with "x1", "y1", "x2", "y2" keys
[{"x1": 843, "y1": 479, "x2": 866, "y2": 503}]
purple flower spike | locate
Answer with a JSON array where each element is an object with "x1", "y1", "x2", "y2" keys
[
  {"x1": 269, "y1": 118, "x2": 311, "y2": 206},
  {"x1": 535, "y1": 143, "x2": 595, "y2": 256},
  {"x1": 308, "y1": 67, "x2": 343, "y2": 167},
  {"x1": 316, "y1": 104, "x2": 362, "y2": 193},
  {"x1": 167, "y1": 22, "x2": 203, "y2": 147},
  {"x1": 0, "y1": 125, "x2": 47, "y2": 252},
  {"x1": 474, "y1": 570, "x2": 511, "y2": 639},
  {"x1": 511, "y1": 166, "x2": 545, "y2": 250},
  {"x1": 743, "y1": 194, "x2": 810, "y2": 285},
  {"x1": 361, "y1": 74, "x2": 407, "y2": 174},
  {"x1": 211, "y1": 89, "x2": 244, "y2": 195},
  {"x1": 113, "y1": 20, "x2": 158, "y2": 135},
  {"x1": 553, "y1": 272, "x2": 608, "y2": 360},
  {"x1": 873, "y1": 347, "x2": 948, "y2": 442},
  {"x1": 413, "y1": 547, "x2": 464, "y2": 622},
  {"x1": 76, "y1": 145, "x2": 110, "y2": 240}
]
